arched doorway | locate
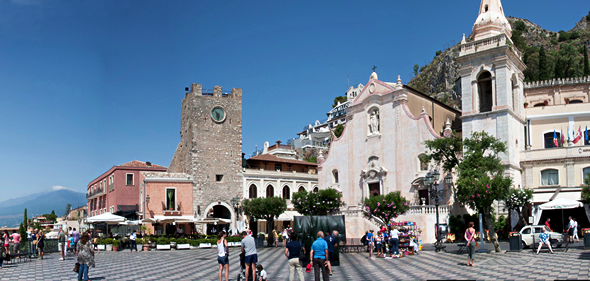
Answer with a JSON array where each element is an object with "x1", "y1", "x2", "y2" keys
[{"x1": 207, "y1": 205, "x2": 232, "y2": 235}]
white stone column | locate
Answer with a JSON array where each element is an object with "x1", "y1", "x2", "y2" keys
[{"x1": 566, "y1": 160, "x2": 575, "y2": 188}]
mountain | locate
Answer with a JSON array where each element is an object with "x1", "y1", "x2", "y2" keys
[
  {"x1": 0, "y1": 189, "x2": 86, "y2": 228},
  {"x1": 408, "y1": 12, "x2": 590, "y2": 110}
]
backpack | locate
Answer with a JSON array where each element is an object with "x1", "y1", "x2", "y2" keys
[{"x1": 360, "y1": 235, "x2": 367, "y2": 245}]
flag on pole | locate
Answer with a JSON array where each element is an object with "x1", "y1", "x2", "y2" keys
[
  {"x1": 560, "y1": 129, "x2": 565, "y2": 146},
  {"x1": 573, "y1": 126, "x2": 582, "y2": 144},
  {"x1": 553, "y1": 130, "x2": 559, "y2": 147}
]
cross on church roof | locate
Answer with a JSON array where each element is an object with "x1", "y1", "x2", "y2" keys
[{"x1": 372, "y1": 65, "x2": 377, "y2": 72}]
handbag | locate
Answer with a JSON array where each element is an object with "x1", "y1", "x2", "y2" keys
[
  {"x1": 475, "y1": 240, "x2": 479, "y2": 247},
  {"x1": 298, "y1": 242, "x2": 306, "y2": 261},
  {"x1": 73, "y1": 262, "x2": 80, "y2": 273}
]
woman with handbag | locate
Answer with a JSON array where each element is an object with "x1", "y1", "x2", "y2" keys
[
  {"x1": 464, "y1": 222, "x2": 476, "y2": 267},
  {"x1": 37, "y1": 231, "x2": 45, "y2": 260},
  {"x1": 76, "y1": 232, "x2": 95, "y2": 281},
  {"x1": 216, "y1": 230, "x2": 229, "y2": 281}
]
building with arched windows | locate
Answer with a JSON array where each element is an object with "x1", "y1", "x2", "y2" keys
[{"x1": 243, "y1": 141, "x2": 318, "y2": 234}]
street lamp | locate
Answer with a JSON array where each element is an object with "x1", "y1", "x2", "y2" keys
[
  {"x1": 230, "y1": 196, "x2": 242, "y2": 217},
  {"x1": 427, "y1": 169, "x2": 446, "y2": 252}
]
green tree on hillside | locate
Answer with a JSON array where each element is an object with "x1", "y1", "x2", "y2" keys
[
  {"x1": 333, "y1": 124, "x2": 344, "y2": 138},
  {"x1": 539, "y1": 47, "x2": 549, "y2": 81},
  {"x1": 64, "y1": 203, "x2": 72, "y2": 217},
  {"x1": 332, "y1": 96, "x2": 347, "y2": 108},
  {"x1": 583, "y1": 47, "x2": 590, "y2": 76}
]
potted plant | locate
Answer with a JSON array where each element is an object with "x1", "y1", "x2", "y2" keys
[
  {"x1": 170, "y1": 237, "x2": 177, "y2": 249},
  {"x1": 112, "y1": 239, "x2": 120, "y2": 252},
  {"x1": 156, "y1": 237, "x2": 171, "y2": 250},
  {"x1": 97, "y1": 238, "x2": 106, "y2": 250},
  {"x1": 105, "y1": 238, "x2": 113, "y2": 251},
  {"x1": 565, "y1": 97, "x2": 570, "y2": 104},
  {"x1": 177, "y1": 238, "x2": 190, "y2": 250},
  {"x1": 524, "y1": 102, "x2": 529, "y2": 108}
]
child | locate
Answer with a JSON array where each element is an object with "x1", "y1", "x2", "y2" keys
[
  {"x1": 375, "y1": 232, "x2": 383, "y2": 257},
  {"x1": 256, "y1": 264, "x2": 268, "y2": 281},
  {"x1": 68, "y1": 236, "x2": 75, "y2": 256}
]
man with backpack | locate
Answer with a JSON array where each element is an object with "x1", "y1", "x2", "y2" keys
[{"x1": 285, "y1": 232, "x2": 305, "y2": 281}]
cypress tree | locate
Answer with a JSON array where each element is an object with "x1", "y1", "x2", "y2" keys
[
  {"x1": 584, "y1": 46, "x2": 590, "y2": 76},
  {"x1": 539, "y1": 47, "x2": 549, "y2": 80},
  {"x1": 23, "y1": 208, "x2": 28, "y2": 230}
]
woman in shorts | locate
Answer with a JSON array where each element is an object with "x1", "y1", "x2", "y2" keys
[{"x1": 216, "y1": 231, "x2": 229, "y2": 281}]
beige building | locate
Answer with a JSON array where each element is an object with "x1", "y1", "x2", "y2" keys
[{"x1": 521, "y1": 77, "x2": 590, "y2": 229}]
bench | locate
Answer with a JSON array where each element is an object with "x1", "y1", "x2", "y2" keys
[{"x1": 339, "y1": 238, "x2": 367, "y2": 253}]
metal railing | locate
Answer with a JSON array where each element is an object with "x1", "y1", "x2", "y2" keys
[{"x1": 86, "y1": 187, "x2": 105, "y2": 199}]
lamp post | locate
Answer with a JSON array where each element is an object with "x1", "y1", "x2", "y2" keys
[{"x1": 426, "y1": 170, "x2": 447, "y2": 252}]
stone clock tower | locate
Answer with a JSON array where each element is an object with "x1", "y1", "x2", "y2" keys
[
  {"x1": 457, "y1": 0, "x2": 526, "y2": 185},
  {"x1": 168, "y1": 83, "x2": 243, "y2": 225}
]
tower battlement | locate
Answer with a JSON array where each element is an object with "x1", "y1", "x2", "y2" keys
[{"x1": 186, "y1": 83, "x2": 242, "y2": 99}]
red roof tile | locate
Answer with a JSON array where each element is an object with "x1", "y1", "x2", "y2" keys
[
  {"x1": 248, "y1": 154, "x2": 317, "y2": 166},
  {"x1": 118, "y1": 160, "x2": 167, "y2": 169}
]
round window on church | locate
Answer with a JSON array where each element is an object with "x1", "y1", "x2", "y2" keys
[{"x1": 211, "y1": 106, "x2": 226, "y2": 123}]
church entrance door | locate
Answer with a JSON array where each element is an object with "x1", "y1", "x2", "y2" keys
[{"x1": 368, "y1": 182, "x2": 380, "y2": 196}]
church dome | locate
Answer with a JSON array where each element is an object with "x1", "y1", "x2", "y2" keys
[{"x1": 472, "y1": 0, "x2": 512, "y2": 41}]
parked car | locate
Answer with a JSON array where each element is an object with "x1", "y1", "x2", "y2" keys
[{"x1": 519, "y1": 225, "x2": 565, "y2": 248}]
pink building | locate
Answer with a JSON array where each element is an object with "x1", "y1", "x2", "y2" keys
[{"x1": 86, "y1": 160, "x2": 167, "y2": 220}]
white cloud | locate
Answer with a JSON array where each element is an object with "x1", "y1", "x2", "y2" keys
[{"x1": 52, "y1": 185, "x2": 74, "y2": 191}]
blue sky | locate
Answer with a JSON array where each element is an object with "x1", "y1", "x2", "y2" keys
[{"x1": 0, "y1": 0, "x2": 587, "y2": 200}]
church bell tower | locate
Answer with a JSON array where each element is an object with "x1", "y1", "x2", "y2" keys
[{"x1": 457, "y1": 0, "x2": 526, "y2": 185}]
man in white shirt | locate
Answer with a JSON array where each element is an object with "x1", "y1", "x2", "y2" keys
[
  {"x1": 567, "y1": 216, "x2": 575, "y2": 243},
  {"x1": 389, "y1": 227, "x2": 400, "y2": 256}
]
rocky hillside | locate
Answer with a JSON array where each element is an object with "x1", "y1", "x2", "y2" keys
[{"x1": 408, "y1": 11, "x2": 590, "y2": 110}]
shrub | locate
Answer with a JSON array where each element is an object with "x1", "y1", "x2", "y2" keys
[
  {"x1": 136, "y1": 238, "x2": 144, "y2": 244},
  {"x1": 227, "y1": 236, "x2": 242, "y2": 243},
  {"x1": 112, "y1": 239, "x2": 120, "y2": 247},
  {"x1": 156, "y1": 237, "x2": 170, "y2": 245}
]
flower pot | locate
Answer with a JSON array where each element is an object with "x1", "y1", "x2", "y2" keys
[
  {"x1": 177, "y1": 244, "x2": 190, "y2": 250},
  {"x1": 156, "y1": 244, "x2": 171, "y2": 250},
  {"x1": 170, "y1": 242, "x2": 177, "y2": 249},
  {"x1": 143, "y1": 244, "x2": 150, "y2": 251},
  {"x1": 97, "y1": 245, "x2": 106, "y2": 250},
  {"x1": 106, "y1": 244, "x2": 113, "y2": 251},
  {"x1": 112, "y1": 246, "x2": 119, "y2": 252}
]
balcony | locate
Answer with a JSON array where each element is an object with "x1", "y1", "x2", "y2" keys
[{"x1": 86, "y1": 187, "x2": 106, "y2": 199}]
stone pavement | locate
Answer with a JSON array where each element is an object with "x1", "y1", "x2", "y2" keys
[{"x1": 1, "y1": 245, "x2": 589, "y2": 280}]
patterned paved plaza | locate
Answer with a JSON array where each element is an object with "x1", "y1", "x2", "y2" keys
[{"x1": 1, "y1": 246, "x2": 589, "y2": 280}]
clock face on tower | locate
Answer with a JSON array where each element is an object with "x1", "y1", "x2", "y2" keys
[{"x1": 211, "y1": 106, "x2": 226, "y2": 123}]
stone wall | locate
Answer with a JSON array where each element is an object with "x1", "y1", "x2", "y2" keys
[{"x1": 168, "y1": 83, "x2": 243, "y2": 223}]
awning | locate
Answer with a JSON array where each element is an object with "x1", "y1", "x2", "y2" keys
[
  {"x1": 193, "y1": 218, "x2": 231, "y2": 224},
  {"x1": 533, "y1": 191, "x2": 581, "y2": 204},
  {"x1": 259, "y1": 211, "x2": 301, "y2": 222},
  {"x1": 87, "y1": 212, "x2": 126, "y2": 224},
  {"x1": 538, "y1": 198, "x2": 583, "y2": 210},
  {"x1": 153, "y1": 215, "x2": 195, "y2": 223}
]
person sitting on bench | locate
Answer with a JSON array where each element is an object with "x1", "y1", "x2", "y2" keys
[{"x1": 536, "y1": 227, "x2": 554, "y2": 254}]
